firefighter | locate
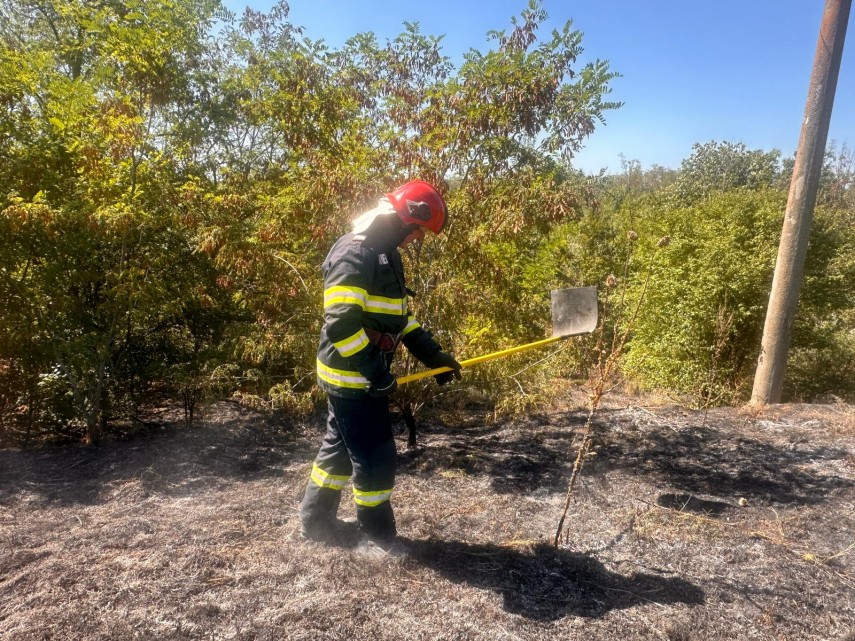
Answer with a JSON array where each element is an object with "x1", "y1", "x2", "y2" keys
[{"x1": 300, "y1": 179, "x2": 461, "y2": 552}]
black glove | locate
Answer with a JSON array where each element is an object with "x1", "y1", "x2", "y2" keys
[
  {"x1": 367, "y1": 371, "x2": 398, "y2": 397},
  {"x1": 423, "y1": 351, "x2": 462, "y2": 386}
]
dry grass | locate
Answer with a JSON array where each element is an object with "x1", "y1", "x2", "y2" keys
[{"x1": 1, "y1": 397, "x2": 854, "y2": 640}]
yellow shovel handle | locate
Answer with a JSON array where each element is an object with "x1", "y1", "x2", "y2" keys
[{"x1": 396, "y1": 335, "x2": 563, "y2": 386}]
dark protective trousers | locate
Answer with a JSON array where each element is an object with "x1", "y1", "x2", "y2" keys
[{"x1": 300, "y1": 394, "x2": 397, "y2": 541}]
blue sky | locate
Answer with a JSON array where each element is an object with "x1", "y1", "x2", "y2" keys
[{"x1": 224, "y1": 0, "x2": 854, "y2": 175}]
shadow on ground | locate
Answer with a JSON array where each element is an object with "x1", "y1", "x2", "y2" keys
[
  {"x1": 397, "y1": 413, "x2": 585, "y2": 495},
  {"x1": 401, "y1": 408, "x2": 853, "y2": 507},
  {"x1": 656, "y1": 493, "x2": 733, "y2": 515},
  {"x1": 0, "y1": 403, "x2": 311, "y2": 507},
  {"x1": 596, "y1": 422, "x2": 853, "y2": 505},
  {"x1": 405, "y1": 537, "x2": 705, "y2": 621},
  {"x1": 5, "y1": 403, "x2": 851, "y2": 511}
]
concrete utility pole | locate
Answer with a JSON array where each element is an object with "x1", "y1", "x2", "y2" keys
[{"x1": 751, "y1": 0, "x2": 851, "y2": 405}]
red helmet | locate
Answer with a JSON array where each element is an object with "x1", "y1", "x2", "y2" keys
[{"x1": 386, "y1": 180, "x2": 448, "y2": 234}]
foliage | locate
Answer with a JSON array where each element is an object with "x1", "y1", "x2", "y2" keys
[
  {"x1": 784, "y1": 190, "x2": 855, "y2": 401},
  {"x1": 669, "y1": 141, "x2": 783, "y2": 204},
  {"x1": 0, "y1": 0, "x2": 623, "y2": 444},
  {"x1": 1, "y1": 0, "x2": 852, "y2": 446},
  {"x1": 0, "y1": 0, "x2": 236, "y2": 443},
  {"x1": 604, "y1": 142, "x2": 855, "y2": 405},
  {"x1": 618, "y1": 189, "x2": 785, "y2": 403}
]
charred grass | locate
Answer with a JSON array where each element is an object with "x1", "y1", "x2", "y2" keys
[{"x1": 1, "y1": 398, "x2": 853, "y2": 640}]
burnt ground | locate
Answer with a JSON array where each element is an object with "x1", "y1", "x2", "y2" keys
[{"x1": 1, "y1": 394, "x2": 853, "y2": 641}]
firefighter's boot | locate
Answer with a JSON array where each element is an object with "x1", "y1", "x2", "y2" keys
[{"x1": 300, "y1": 483, "x2": 350, "y2": 543}]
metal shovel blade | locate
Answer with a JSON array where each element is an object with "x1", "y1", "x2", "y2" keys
[{"x1": 551, "y1": 286, "x2": 599, "y2": 338}]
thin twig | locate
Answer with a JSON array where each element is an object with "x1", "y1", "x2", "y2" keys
[
  {"x1": 271, "y1": 252, "x2": 310, "y2": 294},
  {"x1": 553, "y1": 237, "x2": 667, "y2": 546},
  {"x1": 508, "y1": 342, "x2": 571, "y2": 378}
]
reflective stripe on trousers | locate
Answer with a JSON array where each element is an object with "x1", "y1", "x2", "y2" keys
[{"x1": 300, "y1": 394, "x2": 397, "y2": 540}]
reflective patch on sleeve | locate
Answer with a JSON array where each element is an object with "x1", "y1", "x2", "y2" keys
[
  {"x1": 333, "y1": 329, "x2": 370, "y2": 357},
  {"x1": 310, "y1": 462, "x2": 350, "y2": 490},
  {"x1": 352, "y1": 487, "x2": 393, "y2": 507},
  {"x1": 316, "y1": 359, "x2": 370, "y2": 389},
  {"x1": 325, "y1": 285, "x2": 368, "y2": 309},
  {"x1": 401, "y1": 316, "x2": 421, "y2": 336},
  {"x1": 365, "y1": 294, "x2": 407, "y2": 315}
]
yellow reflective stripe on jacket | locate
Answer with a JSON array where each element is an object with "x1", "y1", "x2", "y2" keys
[
  {"x1": 333, "y1": 328, "x2": 370, "y2": 357},
  {"x1": 365, "y1": 294, "x2": 406, "y2": 315},
  {"x1": 402, "y1": 317, "x2": 421, "y2": 336},
  {"x1": 353, "y1": 487, "x2": 393, "y2": 507},
  {"x1": 316, "y1": 359, "x2": 369, "y2": 389},
  {"x1": 310, "y1": 462, "x2": 350, "y2": 490},
  {"x1": 324, "y1": 287, "x2": 405, "y2": 316},
  {"x1": 324, "y1": 285, "x2": 368, "y2": 309}
]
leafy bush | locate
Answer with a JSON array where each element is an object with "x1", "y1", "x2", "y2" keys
[
  {"x1": 2, "y1": 0, "x2": 852, "y2": 448},
  {"x1": 619, "y1": 189, "x2": 784, "y2": 402},
  {"x1": 0, "y1": 0, "x2": 622, "y2": 443},
  {"x1": 603, "y1": 142, "x2": 855, "y2": 405}
]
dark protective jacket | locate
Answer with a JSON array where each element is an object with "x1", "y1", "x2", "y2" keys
[{"x1": 316, "y1": 231, "x2": 440, "y2": 398}]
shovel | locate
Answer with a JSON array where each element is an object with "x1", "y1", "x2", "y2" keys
[{"x1": 397, "y1": 286, "x2": 599, "y2": 386}]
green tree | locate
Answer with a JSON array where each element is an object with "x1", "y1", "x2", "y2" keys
[
  {"x1": 198, "y1": 0, "x2": 623, "y2": 416},
  {"x1": 620, "y1": 188, "x2": 785, "y2": 402},
  {"x1": 0, "y1": 0, "x2": 230, "y2": 443},
  {"x1": 1, "y1": 0, "x2": 625, "y2": 444},
  {"x1": 597, "y1": 141, "x2": 855, "y2": 405},
  {"x1": 670, "y1": 141, "x2": 782, "y2": 204}
]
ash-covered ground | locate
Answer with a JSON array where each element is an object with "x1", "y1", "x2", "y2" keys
[{"x1": 1, "y1": 395, "x2": 853, "y2": 640}]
